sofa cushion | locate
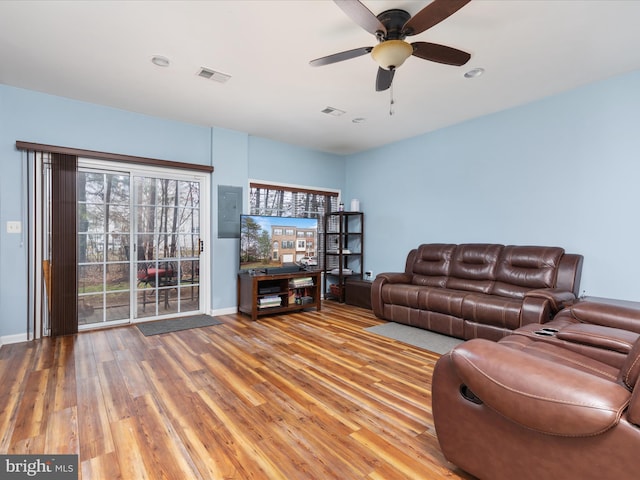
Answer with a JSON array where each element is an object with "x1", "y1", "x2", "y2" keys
[
  {"x1": 411, "y1": 243, "x2": 456, "y2": 287},
  {"x1": 493, "y1": 246, "x2": 564, "y2": 298},
  {"x1": 418, "y1": 287, "x2": 467, "y2": 318},
  {"x1": 446, "y1": 244, "x2": 502, "y2": 293},
  {"x1": 381, "y1": 284, "x2": 467, "y2": 317},
  {"x1": 461, "y1": 293, "x2": 523, "y2": 330},
  {"x1": 498, "y1": 334, "x2": 621, "y2": 381}
]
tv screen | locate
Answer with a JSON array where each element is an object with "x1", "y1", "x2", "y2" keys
[{"x1": 239, "y1": 214, "x2": 319, "y2": 273}]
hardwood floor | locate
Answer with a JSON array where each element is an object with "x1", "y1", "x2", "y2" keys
[{"x1": 0, "y1": 302, "x2": 474, "y2": 479}]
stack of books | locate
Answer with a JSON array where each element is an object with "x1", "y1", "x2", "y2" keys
[
  {"x1": 289, "y1": 277, "x2": 314, "y2": 288},
  {"x1": 258, "y1": 295, "x2": 281, "y2": 309}
]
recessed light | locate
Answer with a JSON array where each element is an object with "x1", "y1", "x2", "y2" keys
[
  {"x1": 352, "y1": 117, "x2": 366, "y2": 124},
  {"x1": 464, "y1": 67, "x2": 484, "y2": 78},
  {"x1": 151, "y1": 55, "x2": 170, "y2": 67}
]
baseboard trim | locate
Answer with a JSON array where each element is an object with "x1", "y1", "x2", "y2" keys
[
  {"x1": 210, "y1": 306, "x2": 238, "y2": 317},
  {"x1": 0, "y1": 332, "x2": 29, "y2": 347},
  {"x1": 0, "y1": 308, "x2": 239, "y2": 347}
]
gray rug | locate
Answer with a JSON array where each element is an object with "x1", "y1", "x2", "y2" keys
[
  {"x1": 365, "y1": 322, "x2": 464, "y2": 355},
  {"x1": 137, "y1": 314, "x2": 223, "y2": 336}
]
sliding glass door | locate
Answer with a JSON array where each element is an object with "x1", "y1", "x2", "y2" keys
[
  {"x1": 134, "y1": 176, "x2": 202, "y2": 320},
  {"x1": 77, "y1": 161, "x2": 208, "y2": 329}
]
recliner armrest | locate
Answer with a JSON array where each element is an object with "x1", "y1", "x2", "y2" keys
[
  {"x1": 449, "y1": 339, "x2": 631, "y2": 436},
  {"x1": 525, "y1": 288, "x2": 576, "y2": 312},
  {"x1": 372, "y1": 272, "x2": 413, "y2": 285},
  {"x1": 371, "y1": 272, "x2": 413, "y2": 317},
  {"x1": 556, "y1": 324, "x2": 639, "y2": 354},
  {"x1": 568, "y1": 301, "x2": 640, "y2": 334}
]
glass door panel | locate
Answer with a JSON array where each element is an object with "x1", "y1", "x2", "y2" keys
[
  {"x1": 78, "y1": 170, "x2": 131, "y2": 327},
  {"x1": 134, "y1": 176, "x2": 201, "y2": 319}
]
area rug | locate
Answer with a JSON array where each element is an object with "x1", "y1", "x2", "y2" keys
[
  {"x1": 365, "y1": 322, "x2": 464, "y2": 355},
  {"x1": 137, "y1": 314, "x2": 223, "y2": 336}
]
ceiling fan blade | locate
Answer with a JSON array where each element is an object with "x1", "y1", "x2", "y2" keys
[
  {"x1": 411, "y1": 42, "x2": 470, "y2": 66},
  {"x1": 334, "y1": 0, "x2": 387, "y2": 36},
  {"x1": 375, "y1": 67, "x2": 395, "y2": 92},
  {"x1": 310, "y1": 46, "x2": 373, "y2": 67},
  {"x1": 402, "y1": 0, "x2": 471, "y2": 36}
]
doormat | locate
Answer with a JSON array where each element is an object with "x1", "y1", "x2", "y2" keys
[
  {"x1": 365, "y1": 322, "x2": 464, "y2": 355},
  {"x1": 137, "y1": 314, "x2": 223, "y2": 336}
]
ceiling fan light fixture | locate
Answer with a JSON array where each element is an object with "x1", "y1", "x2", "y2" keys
[{"x1": 371, "y1": 40, "x2": 413, "y2": 70}]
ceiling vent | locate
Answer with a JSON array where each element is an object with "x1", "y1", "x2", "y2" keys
[
  {"x1": 321, "y1": 106, "x2": 346, "y2": 117},
  {"x1": 197, "y1": 67, "x2": 231, "y2": 83}
]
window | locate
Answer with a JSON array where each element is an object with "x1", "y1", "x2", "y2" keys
[
  {"x1": 249, "y1": 183, "x2": 339, "y2": 218},
  {"x1": 249, "y1": 182, "x2": 339, "y2": 269}
]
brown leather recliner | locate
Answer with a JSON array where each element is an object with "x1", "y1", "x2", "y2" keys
[{"x1": 432, "y1": 310, "x2": 640, "y2": 479}]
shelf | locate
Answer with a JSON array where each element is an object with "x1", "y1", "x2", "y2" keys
[
  {"x1": 323, "y1": 211, "x2": 364, "y2": 304},
  {"x1": 238, "y1": 270, "x2": 321, "y2": 320}
]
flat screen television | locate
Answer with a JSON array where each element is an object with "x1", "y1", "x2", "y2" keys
[{"x1": 239, "y1": 214, "x2": 319, "y2": 273}]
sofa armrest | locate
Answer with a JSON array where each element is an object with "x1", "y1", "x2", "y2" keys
[
  {"x1": 449, "y1": 339, "x2": 631, "y2": 436},
  {"x1": 521, "y1": 296, "x2": 552, "y2": 325},
  {"x1": 556, "y1": 324, "x2": 640, "y2": 354},
  {"x1": 371, "y1": 272, "x2": 413, "y2": 317},
  {"x1": 568, "y1": 301, "x2": 640, "y2": 334},
  {"x1": 373, "y1": 272, "x2": 413, "y2": 285},
  {"x1": 525, "y1": 288, "x2": 576, "y2": 312}
]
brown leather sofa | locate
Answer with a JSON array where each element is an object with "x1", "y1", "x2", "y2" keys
[
  {"x1": 432, "y1": 301, "x2": 640, "y2": 480},
  {"x1": 371, "y1": 243, "x2": 583, "y2": 340}
]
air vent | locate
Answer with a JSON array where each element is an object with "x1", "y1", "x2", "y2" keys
[
  {"x1": 321, "y1": 106, "x2": 346, "y2": 116},
  {"x1": 197, "y1": 67, "x2": 231, "y2": 83}
]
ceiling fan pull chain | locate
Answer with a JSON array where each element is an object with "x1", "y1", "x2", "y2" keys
[{"x1": 389, "y1": 81, "x2": 395, "y2": 116}]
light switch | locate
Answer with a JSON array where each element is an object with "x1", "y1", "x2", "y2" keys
[{"x1": 7, "y1": 221, "x2": 22, "y2": 234}]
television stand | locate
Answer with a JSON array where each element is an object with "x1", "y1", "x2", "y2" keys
[{"x1": 237, "y1": 270, "x2": 321, "y2": 321}]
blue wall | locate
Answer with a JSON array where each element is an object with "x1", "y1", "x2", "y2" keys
[
  {"x1": 0, "y1": 85, "x2": 346, "y2": 340},
  {"x1": 345, "y1": 69, "x2": 640, "y2": 301},
  {"x1": 3, "y1": 68, "x2": 640, "y2": 341}
]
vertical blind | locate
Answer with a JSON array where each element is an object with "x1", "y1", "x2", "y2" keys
[{"x1": 50, "y1": 153, "x2": 79, "y2": 336}]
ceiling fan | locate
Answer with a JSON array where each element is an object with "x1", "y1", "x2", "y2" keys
[{"x1": 310, "y1": 0, "x2": 472, "y2": 91}]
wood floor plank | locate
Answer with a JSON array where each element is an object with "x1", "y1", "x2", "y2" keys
[
  {"x1": 0, "y1": 302, "x2": 473, "y2": 480},
  {"x1": 80, "y1": 452, "x2": 123, "y2": 480},
  {"x1": 10, "y1": 369, "x2": 50, "y2": 441},
  {"x1": 76, "y1": 376, "x2": 115, "y2": 459},
  {"x1": 131, "y1": 393, "x2": 201, "y2": 480},
  {"x1": 110, "y1": 417, "x2": 152, "y2": 480},
  {"x1": 97, "y1": 360, "x2": 136, "y2": 423},
  {"x1": 44, "y1": 406, "x2": 78, "y2": 454}
]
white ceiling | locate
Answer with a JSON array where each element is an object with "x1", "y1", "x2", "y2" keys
[{"x1": 1, "y1": 0, "x2": 640, "y2": 155}]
